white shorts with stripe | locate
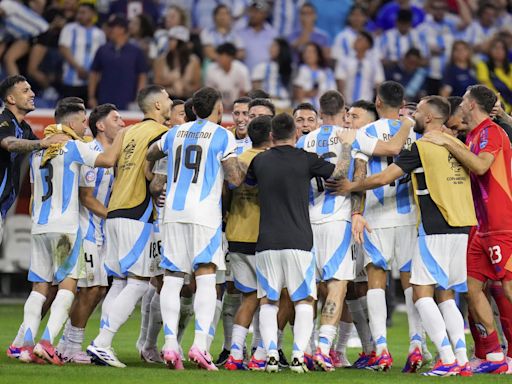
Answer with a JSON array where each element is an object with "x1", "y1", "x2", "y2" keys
[
  {"x1": 362, "y1": 225, "x2": 417, "y2": 272},
  {"x1": 160, "y1": 223, "x2": 224, "y2": 274},
  {"x1": 104, "y1": 218, "x2": 159, "y2": 278},
  {"x1": 313, "y1": 220, "x2": 355, "y2": 282},
  {"x1": 353, "y1": 243, "x2": 368, "y2": 283},
  {"x1": 411, "y1": 233, "x2": 468, "y2": 293},
  {"x1": 29, "y1": 232, "x2": 82, "y2": 283},
  {"x1": 230, "y1": 252, "x2": 257, "y2": 293},
  {"x1": 77, "y1": 239, "x2": 108, "y2": 287},
  {"x1": 256, "y1": 249, "x2": 317, "y2": 302}
]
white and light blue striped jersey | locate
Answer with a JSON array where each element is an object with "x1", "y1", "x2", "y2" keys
[
  {"x1": 463, "y1": 21, "x2": 497, "y2": 48},
  {"x1": 59, "y1": 22, "x2": 106, "y2": 87},
  {"x1": 293, "y1": 65, "x2": 337, "y2": 110},
  {"x1": 378, "y1": 28, "x2": 428, "y2": 62},
  {"x1": 332, "y1": 27, "x2": 358, "y2": 61},
  {"x1": 200, "y1": 27, "x2": 244, "y2": 49},
  {"x1": 158, "y1": 120, "x2": 237, "y2": 228},
  {"x1": 252, "y1": 62, "x2": 290, "y2": 101},
  {"x1": 30, "y1": 140, "x2": 100, "y2": 235},
  {"x1": 79, "y1": 140, "x2": 114, "y2": 246},
  {"x1": 352, "y1": 119, "x2": 419, "y2": 229},
  {"x1": 0, "y1": 0, "x2": 48, "y2": 39},
  {"x1": 272, "y1": 0, "x2": 305, "y2": 37},
  {"x1": 299, "y1": 125, "x2": 352, "y2": 224},
  {"x1": 235, "y1": 136, "x2": 252, "y2": 155},
  {"x1": 335, "y1": 55, "x2": 384, "y2": 104}
]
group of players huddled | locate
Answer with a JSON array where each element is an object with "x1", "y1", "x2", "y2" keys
[{"x1": 2, "y1": 73, "x2": 512, "y2": 376}]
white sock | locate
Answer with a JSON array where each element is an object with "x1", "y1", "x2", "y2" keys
[
  {"x1": 94, "y1": 278, "x2": 148, "y2": 348},
  {"x1": 318, "y1": 324, "x2": 337, "y2": 355},
  {"x1": 56, "y1": 320, "x2": 71, "y2": 353},
  {"x1": 367, "y1": 289, "x2": 388, "y2": 354},
  {"x1": 222, "y1": 293, "x2": 241, "y2": 350},
  {"x1": 100, "y1": 279, "x2": 126, "y2": 329},
  {"x1": 277, "y1": 328, "x2": 284, "y2": 350},
  {"x1": 12, "y1": 323, "x2": 25, "y2": 348},
  {"x1": 67, "y1": 325, "x2": 85, "y2": 354},
  {"x1": 41, "y1": 289, "x2": 74, "y2": 344},
  {"x1": 230, "y1": 324, "x2": 249, "y2": 360},
  {"x1": 358, "y1": 296, "x2": 375, "y2": 352},
  {"x1": 136, "y1": 284, "x2": 155, "y2": 350},
  {"x1": 193, "y1": 274, "x2": 217, "y2": 351},
  {"x1": 259, "y1": 304, "x2": 279, "y2": 358},
  {"x1": 207, "y1": 298, "x2": 223, "y2": 350},
  {"x1": 177, "y1": 295, "x2": 193, "y2": 343},
  {"x1": 438, "y1": 299, "x2": 468, "y2": 365},
  {"x1": 347, "y1": 298, "x2": 373, "y2": 354},
  {"x1": 415, "y1": 297, "x2": 455, "y2": 364},
  {"x1": 251, "y1": 308, "x2": 261, "y2": 350},
  {"x1": 404, "y1": 287, "x2": 423, "y2": 352},
  {"x1": 293, "y1": 304, "x2": 314, "y2": 359},
  {"x1": 161, "y1": 276, "x2": 184, "y2": 351},
  {"x1": 143, "y1": 292, "x2": 162, "y2": 350},
  {"x1": 22, "y1": 291, "x2": 46, "y2": 346},
  {"x1": 336, "y1": 321, "x2": 352, "y2": 354}
]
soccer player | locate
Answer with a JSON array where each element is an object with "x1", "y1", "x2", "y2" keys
[
  {"x1": 339, "y1": 96, "x2": 475, "y2": 376},
  {"x1": 19, "y1": 102, "x2": 124, "y2": 364},
  {"x1": 223, "y1": 115, "x2": 272, "y2": 371},
  {"x1": 349, "y1": 81, "x2": 423, "y2": 372},
  {"x1": 231, "y1": 96, "x2": 252, "y2": 154},
  {"x1": 249, "y1": 113, "x2": 350, "y2": 373},
  {"x1": 57, "y1": 104, "x2": 125, "y2": 363},
  {"x1": 248, "y1": 98, "x2": 276, "y2": 121},
  {"x1": 422, "y1": 85, "x2": 512, "y2": 374},
  {"x1": 87, "y1": 85, "x2": 171, "y2": 368},
  {"x1": 146, "y1": 86, "x2": 245, "y2": 371},
  {"x1": 165, "y1": 99, "x2": 186, "y2": 127}
]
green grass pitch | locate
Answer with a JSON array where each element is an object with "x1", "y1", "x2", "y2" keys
[{"x1": 0, "y1": 303, "x2": 509, "y2": 383}]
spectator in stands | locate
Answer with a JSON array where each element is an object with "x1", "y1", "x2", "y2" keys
[
  {"x1": 150, "y1": 5, "x2": 188, "y2": 60},
  {"x1": 128, "y1": 13, "x2": 155, "y2": 63},
  {"x1": 476, "y1": 37, "x2": 512, "y2": 113},
  {"x1": 288, "y1": 2, "x2": 330, "y2": 62},
  {"x1": 335, "y1": 31, "x2": 384, "y2": 105},
  {"x1": 310, "y1": 0, "x2": 354, "y2": 39},
  {"x1": 204, "y1": 43, "x2": 251, "y2": 112},
  {"x1": 440, "y1": 40, "x2": 476, "y2": 97},
  {"x1": 379, "y1": 9, "x2": 428, "y2": 67},
  {"x1": 464, "y1": 2, "x2": 498, "y2": 55},
  {"x1": 238, "y1": 0, "x2": 277, "y2": 72},
  {"x1": 88, "y1": 14, "x2": 148, "y2": 109},
  {"x1": 200, "y1": 4, "x2": 245, "y2": 62},
  {"x1": 385, "y1": 47, "x2": 427, "y2": 102},
  {"x1": 495, "y1": 0, "x2": 512, "y2": 31},
  {"x1": 272, "y1": 0, "x2": 303, "y2": 37},
  {"x1": 108, "y1": 0, "x2": 160, "y2": 24},
  {"x1": 59, "y1": 3, "x2": 106, "y2": 104},
  {"x1": 153, "y1": 26, "x2": 201, "y2": 100},
  {"x1": 0, "y1": 0, "x2": 49, "y2": 76},
  {"x1": 252, "y1": 38, "x2": 293, "y2": 109},
  {"x1": 293, "y1": 41, "x2": 336, "y2": 109},
  {"x1": 375, "y1": 0, "x2": 426, "y2": 31}
]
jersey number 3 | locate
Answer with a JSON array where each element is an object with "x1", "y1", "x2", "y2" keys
[
  {"x1": 173, "y1": 144, "x2": 203, "y2": 183},
  {"x1": 41, "y1": 163, "x2": 54, "y2": 202}
]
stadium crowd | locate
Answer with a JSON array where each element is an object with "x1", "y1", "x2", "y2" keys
[{"x1": 1, "y1": 0, "x2": 512, "y2": 379}]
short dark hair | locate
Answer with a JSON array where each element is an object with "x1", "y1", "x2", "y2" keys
[
  {"x1": 192, "y1": 87, "x2": 222, "y2": 119},
  {"x1": 137, "y1": 84, "x2": 166, "y2": 113},
  {"x1": 320, "y1": 90, "x2": 345, "y2": 116},
  {"x1": 216, "y1": 42, "x2": 237, "y2": 57},
  {"x1": 54, "y1": 103, "x2": 86, "y2": 124},
  {"x1": 271, "y1": 113, "x2": 295, "y2": 140},
  {"x1": 233, "y1": 96, "x2": 251, "y2": 107},
  {"x1": 292, "y1": 102, "x2": 317, "y2": 116},
  {"x1": 422, "y1": 96, "x2": 451, "y2": 124},
  {"x1": 57, "y1": 97, "x2": 85, "y2": 108},
  {"x1": 171, "y1": 99, "x2": 185, "y2": 109},
  {"x1": 248, "y1": 115, "x2": 272, "y2": 147},
  {"x1": 248, "y1": 89, "x2": 270, "y2": 99},
  {"x1": 467, "y1": 85, "x2": 497, "y2": 114},
  {"x1": 0, "y1": 75, "x2": 27, "y2": 102},
  {"x1": 213, "y1": 3, "x2": 229, "y2": 17},
  {"x1": 248, "y1": 98, "x2": 276, "y2": 116},
  {"x1": 447, "y1": 96, "x2": 463, "y2": 116},
  {"x1": 88, "y1": 103, "x2": 118, "y2": 137},
  {"x1": 358, "y1": 31, "x2": 374, "y2": 49},
  {"x1": 184, "y1": 98, "x2": 196, "y2": 121},
  {"x1": 397, "y1": 9, "x2": 413, "y2": 24},
  {"x1": 377, "y1": 81, "x2": 404, "y2": 109},
  {"x1": 350, "y1": 100, "x2": 377, "y2": 121},
  {"x1": 405, "y1": 47, "x2": 422, "y2": 59}
]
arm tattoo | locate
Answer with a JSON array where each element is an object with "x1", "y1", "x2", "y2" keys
[
  {"x1": 223, "y1": 157, "x2": 246, "y2": 187},
  {"x1": 331, "y1": 142, "x2": 353, "y2": 180},
  {"x1": 149, "y1": 174, "x2": 166, "y2": 200},
  {"x1": 146, "y1": 143, "x2": 165, "y2": 162},
  {"x1": 3, "y1": 137, "x2": 41, "y2": 153},
  {"x1": 351, "y1": 159, "x2": 367, "y2": 214}
]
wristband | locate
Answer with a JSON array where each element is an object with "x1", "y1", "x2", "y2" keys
[{"x1": 351, "y1": 211, "x2": 361, "y2": 217}]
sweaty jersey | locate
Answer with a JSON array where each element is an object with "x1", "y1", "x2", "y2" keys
[
  {"x1": 158, "y1": 119, "x2": 237, "y2": 228},
  {"x1": 79, "y1": 140, "x2": 114, "y2": 245},
  {"x1": 30, "y1": 140, "x2": 99, "y2": 234},
  {"x1": 108, "y1": 119, "x2": 168, "y2": 222},
  {"x1": 467, "y1": 118, "x2": 512, "y2": 234},
  {"x1": 352, "y1": 118, "x2": 419, "y2": 228},
  {"x1": 298, "y1": 125, "x2": 352, "y2": 223}
]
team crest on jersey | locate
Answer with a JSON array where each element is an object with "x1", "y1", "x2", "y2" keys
[
  {"x1": 390, "y1": 120, "x2": 400, "y2": 128},
  {"x1": 123, "y1": 139, "x2": 136, "y2": 161},
  {"x1": 448, "y1": 153, "x2": 462, "y2": 173},
  {"x1": 480, "y1": 128, "x2": 489, "y2": 149},
  {"x1": 85, "y1": 170, "x2": 96, "y2": 182}
]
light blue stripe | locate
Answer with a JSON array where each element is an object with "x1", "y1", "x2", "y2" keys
[
  {"x1": 28, "y1": 269, "x2": 47, "y2": 283},
  {"x1": 256, "y1": 266, "x2": 280, "y2": 301},
  {"x1": 418, "y1": 235, "x2": 449, "y2": 289},
  {"x1": 54, "y1": 230, "x2": 82, "y2": 282},
  {"x1": 322, "y1": 223, "x2": 352, "y2": 281},
  {"x1": 164, "y1": 324, "x2": 174, "y2": 336},
  {"x1": 363, "y1": 231, "x2": 388, "y2": 270},
  {"x1": 83, "y1": 27, "x2": 93, "y2": 69},
  {"x1": 200, "y1": 127, "x2": 227, "y2": 200},
  {"x1": 140, "y1": 199, "x2": 153, "y2": 223},
  {"x1": 63, "y1": 141, "x2": 83, "y2": 213},
  {"x1": 290, "y1": 253, "x2": 316, "y2": 302},
  {"x1": 234, "y1": 277, "x2": 256, "y2": 293},
  {"x1": 352, "y1": 66, "x2": 362, "y2": 102},
  {"x1": 119, "y1": 223, "x2": 152, "y2": 274},
  {"x1": 64, "y1": 27, "x2": 78, "y2": 85},
  {"x1": 315, "y1": 126, "x2": 336, "y2": 214},
  {"x1": 0, "y1": 169, "x2": 8, "y2": 197},
  {"x1": 159, "y1": 254, "x2": 183, "y2": 272},
  {"x1": 192, "y1": 226, "x2": 222, "y2": 270},
  {"x1": 37, "y1": 166, "x2": 52, "y2": 225}
]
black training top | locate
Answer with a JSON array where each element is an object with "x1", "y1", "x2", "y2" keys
[
  {"x1": 0, "y1": 108, "x2": 37, "y2": 218},
  {"x1": 249, "y1": 145, "x2": 335, "y2": 252},
  {"x1": 394, "y1": 143, "x2": 471, "y2": 235}
]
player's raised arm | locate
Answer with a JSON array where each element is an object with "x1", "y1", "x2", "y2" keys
[
  {"x1": 222, "y1": 157, "x2": 246, "y2": 187},
  {"x1": 94, "y1": 127, "x2": 127, "y2": 168},
  {"x1": 371, "y1": 115, "x2": 415, "y2": 157}
]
